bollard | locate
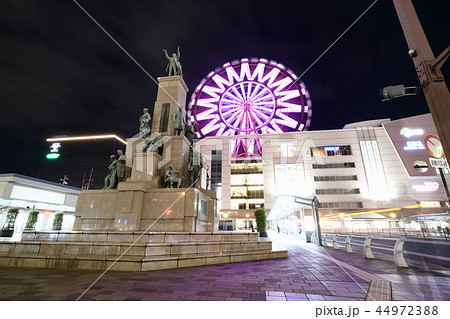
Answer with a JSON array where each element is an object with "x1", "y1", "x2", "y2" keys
[
  {"x1": 364, "y1": 236, "x2": 374, "y2": 259},
  {"x1": 345, "y1": 235, "x2": 353, "y2": 253},
  {"x1": 323, "y1": 234, "x2": 328, "y2": 247},
  {"x1": 311, "y1": 232, "x2": 316, "y2": 244},
  {"x1": 333, "y1": 234, "x2": 339, "y2": 249},
  {"x1": 393, "y1": 237, "x2": 409, "y2": 267}
]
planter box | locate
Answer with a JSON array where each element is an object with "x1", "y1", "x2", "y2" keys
[{"x1": 0, "y1": 229, "x2": 14, "y2": 237}]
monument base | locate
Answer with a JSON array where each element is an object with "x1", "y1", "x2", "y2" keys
[
  {"x1": 0, "y1": 231, "x2": 288, "y2": 272},
  {"x1": 74, "y1": 187, "x2": 218, "y2": 232}
]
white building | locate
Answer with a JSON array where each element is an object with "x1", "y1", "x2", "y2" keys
[
  {"x1": 195, "y1": 114, "x2": 449, "y2": 232},
  {"x1": 0, "y1": 173, "x2": 80, "y2": 239}
]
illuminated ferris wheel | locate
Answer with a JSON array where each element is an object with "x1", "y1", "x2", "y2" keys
[{"x1": 189, "y1": 58, "x2": 312, "y2": 157}]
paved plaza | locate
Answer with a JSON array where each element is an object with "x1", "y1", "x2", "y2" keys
[{"x1": 0, "y1": 232, "x2": 448, "y2": 301}]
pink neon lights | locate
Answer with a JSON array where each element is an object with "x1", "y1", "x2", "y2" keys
[
  {"x1": 189, "y1": 58, "x2": 312, "y2": 157},
  {"x1": 190, "y1": 58, "x2": 311, "y2": 137}
]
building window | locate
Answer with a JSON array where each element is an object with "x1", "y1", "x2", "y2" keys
[
  {"x1": 311, "y1": 145, "x2": 352, "y2": 157},
  {"x1": 249, "y1": 203, "x2": 264, "y2": 209},
  {"x1": 314, "y1": 175, "x2": 358, "y2": 181},
  {"x1": 210, "y1": 150, "x2": 222, "y2": 191},
  {"x1": 315, "y1": 188, "x2": 361, "y2": 195},
  {"x1": 312, "y1": 162, "x2": 356, "y2": 169},
  {"x1": 318, "y1": 202, "x2": 363, "y2": 209}
]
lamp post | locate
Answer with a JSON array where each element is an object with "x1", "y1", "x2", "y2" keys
[{"x1": 392, "y1": 0, "x2": 450, "y2": 160}]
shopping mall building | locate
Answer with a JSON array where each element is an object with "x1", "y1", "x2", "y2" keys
[{"x1": 195, "y1": 113, "x2": 449, "y2": 233}]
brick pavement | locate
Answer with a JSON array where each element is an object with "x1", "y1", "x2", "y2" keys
[{"x1": 0, "y1": 232, "x2": 448, "y2": 301}]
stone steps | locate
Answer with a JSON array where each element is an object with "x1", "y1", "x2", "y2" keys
[
  {"x1": 0, "y1": 231, "x2": 288, "y2": 271},
  {"x1": 20, "y1": 231, "x2": 260, "y2": 244},
  {"x1": 0, "y1": 240, "x2": 274, "y2": 257},
  {"x1": 0, "y1": 249, "x2": 287, "y2": 272}
]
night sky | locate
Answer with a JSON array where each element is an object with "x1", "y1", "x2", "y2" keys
[{"x1": 1, "y1": 0, "x2": 449, "y2": 178}]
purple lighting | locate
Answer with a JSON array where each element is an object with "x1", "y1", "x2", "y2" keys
[{"x1": 189, "y1": 58, "x2": 312, "y2": 157}]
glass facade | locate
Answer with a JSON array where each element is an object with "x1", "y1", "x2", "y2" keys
[
  {"x1": 210, "y1": 150, "x2": 222, "y2": 191},
  {"x1": 230, "y1": 161, "x2": 264, "y2": 210}
]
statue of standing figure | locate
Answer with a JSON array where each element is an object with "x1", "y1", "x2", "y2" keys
[
  {"x1": 172, "y1": 108, "x2": 184, "y2": 135},
  {"x1": 103, "y1": 155, "x2": 116, "y2": 189},
  {"x1": 106, "y1": 150, "x2": 127, "y2": 189},
  {"x1": 163, "y1": 47, "x2": 182, "y2": 76},
  {"x1": 185, "y1": 120, "x2": 197, "y2": 145},
  {"x1": 139, "y1": 108, "x2": 151, "y2": 138},
  {"x1": 188, "y1": 144, "x2": 206, "y2": 187}
]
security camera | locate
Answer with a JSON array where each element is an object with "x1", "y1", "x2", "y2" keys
[{"x1": 408, "y1": 49, "x2": 417, "y2": 58}]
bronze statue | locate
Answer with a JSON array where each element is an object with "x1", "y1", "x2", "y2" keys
[
  {"x1": 103, "y1": 155, "x2": 116, "y2": 189},
  {"x1": 164, "y1": 164, "x2": 182, "y2": 188},
  {"x1": 116, "y1": 150, "x2": 127, "y2": 183},
  {"x1": 188, "y1": 144, "x2": 206, "y2": 187},
  {"x1": 163, "y1": 47, "x2": 182, "y2": 76},
  {"x1": 139, "y1": 108, "x2": 151, "y2": 138},
  {"x1": 107, "y1": 150, "x2": 127, "y2": 189},
  {"x1": 185, "y1": 120, "x2": 197, "y2": 145},
  {"x1": 172, "y1": 108, "x2": 184, "y2": 135}
]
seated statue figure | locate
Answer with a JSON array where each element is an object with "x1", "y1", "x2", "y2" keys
[{"x1": 164, "y1": 164, "x2": 183, "y2": 188}]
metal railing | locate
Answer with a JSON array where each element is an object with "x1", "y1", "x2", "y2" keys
[
  {"x1": 313, "y1": 233, "x2": 450, "y2": 268},
  {"x1": 320, "y1": 227, "x2": 450, "y2": 241}
]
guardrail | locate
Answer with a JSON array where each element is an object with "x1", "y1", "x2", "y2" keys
[
  {"x1": 319, "y1": 227, "x2": 450, "y2": 241},
  {"x1": 314, "y1": 233, "x2": 450, "y2": 268}
]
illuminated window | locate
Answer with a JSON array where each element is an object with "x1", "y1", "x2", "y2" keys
[
  {"x1": 420, "y1": 201, "x2": 441, "y2": 208},
  {"x1": 311, "y1": 145, "x2": 352, "y2": 157},
  {"x1": 210, "y1": 150, "x2": 222, "y2": 191}
]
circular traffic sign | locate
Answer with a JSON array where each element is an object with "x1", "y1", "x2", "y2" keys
[{"x1": 423, "y1": 134, "x2": 445, "y2": 158}]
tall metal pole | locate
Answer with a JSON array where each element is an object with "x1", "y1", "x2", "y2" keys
[
  {"x1": 392, "y1": 0, "x2": 450, "y2": 159},
  {"x1": 312, "y1": 196, "x2": 322, "y2": 246}
]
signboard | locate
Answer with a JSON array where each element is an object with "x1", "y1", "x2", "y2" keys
[
  {"x1": 424, "y1": 134, "x2": 445, "y2": 159},
  {"x1": 429, "y1": 157, "x2": 449, "y2": 169},
  {"x1": 412, "y1": 182, "x2": 439, "y2": 192},
  {"x1": 274, "y1": 164, "x2": 305, "y2": 196},
  {"x1": 382, "y1": 114, "x2": 440, "y2": 177}
]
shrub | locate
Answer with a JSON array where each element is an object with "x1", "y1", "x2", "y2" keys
[
  {"x1": 2, "y1": 208, "x2": 19, "y2": 230},
  {"x1": 25, "y1": 210, "x2": 40, "y2": 230},
  {"x1": 254, "y1": 208, "x2": 267, "y2": 237},
  {"x1": 52, "y1": 213, "x2": 64, "y2": 230}
]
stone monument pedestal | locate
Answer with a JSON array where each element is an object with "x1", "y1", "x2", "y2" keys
[{"x1": 0, "y1": 73, "x2": 288, "y2": 273}]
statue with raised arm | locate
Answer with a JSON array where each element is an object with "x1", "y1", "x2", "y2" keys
[
  {"x1": 139, "y1": 108, "x2": 151, "y2": 138},
  {"x1": 163, "y1": 47, "x2": 182, "y2": 76}
]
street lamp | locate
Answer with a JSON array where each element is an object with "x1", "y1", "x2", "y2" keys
[
  {"x1": 391, "y1": 0, "x2": 450, "y2": 160},
  {"x1": 379, "y1": 84, "x2": 420, "y2": 101}
]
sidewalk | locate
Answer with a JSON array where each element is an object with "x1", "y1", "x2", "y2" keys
[{"x1": 0, "y1": 232, "x2": 448, "y2": 301}]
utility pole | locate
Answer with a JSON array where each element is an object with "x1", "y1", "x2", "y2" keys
[{"x1": 392, "y1": 0, "x2": 450, "y2": 160}]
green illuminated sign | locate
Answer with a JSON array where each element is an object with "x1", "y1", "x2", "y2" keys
[{"x1": 46, "y1": 153, "x2": 60, "y2": 159}]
